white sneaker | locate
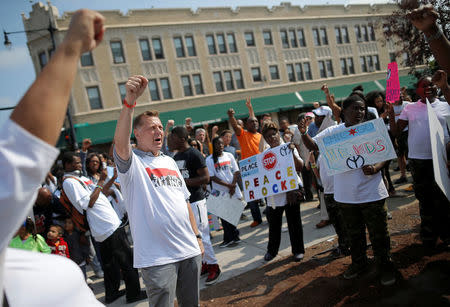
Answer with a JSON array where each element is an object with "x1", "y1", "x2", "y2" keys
[
  {"x1": 294, "y1": 253, "x2": 304, "y2": 262},
  {"x1": 86, "y1": 278, "x2": 93, "y2": 285},
  {"x1": 95, "y1": 271, "x2": 104, "y2": 278}
]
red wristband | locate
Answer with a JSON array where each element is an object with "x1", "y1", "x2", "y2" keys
[{"x1": 123, "y1": 99, "x2": 136, "y2": 109}]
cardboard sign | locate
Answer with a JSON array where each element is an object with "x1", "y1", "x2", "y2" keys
[
  {"x1": 206, "y1": 191, "x2": 246, "y2": 227},
  {"x1": 427, "y1": 100, "x2": 450, "y2": 200},
  {"x1": 239, "y1": 143, "x2": 299, "y2": 202},
  {"x1": 315, "y1": 118, "x2": 397, "y2": 175},
  {"x1": 386, "y1": 62, "x2": 400, "y2": 103}
]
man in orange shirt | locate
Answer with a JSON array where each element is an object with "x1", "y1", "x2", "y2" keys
[{"x1": 227, "y1": 108, "x2": 263, "y2": 227}]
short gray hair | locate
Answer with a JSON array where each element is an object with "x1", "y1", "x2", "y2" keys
[{"x1": 195, "y1": 128, "x2": 205, "y2": 136}]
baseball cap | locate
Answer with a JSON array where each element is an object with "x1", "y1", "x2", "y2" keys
[
  {"x1": 312, "y1": 106, "x2": 332, "y2": 117},
  {"x1": 305, "y1": 112, "x2": 315, "y2": 118}
]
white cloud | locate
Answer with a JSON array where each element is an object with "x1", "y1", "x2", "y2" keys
[{"x1": 0, "y1": 46, "x2": 32, "y2": 69}]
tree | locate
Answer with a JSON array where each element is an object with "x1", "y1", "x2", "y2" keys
[{"x1": 382, "y1": 0, "x2": 450, "y2": 76}]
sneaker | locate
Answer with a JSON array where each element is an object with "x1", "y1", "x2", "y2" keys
[
  {"x1": 394, "y1": 176, "x2": 407, "y2": 184},
  {"x1": 387, "y1": 212, "x2": 393, "y2": 220},
  {"x1": 86, "y1": 278, "x2": 93, "y2": 285},
  {"x1": 126, "y1": 290, "x2": 148, "y2": 304},
  {"x1": 264, "y1": 252, "x2": 275, "y2": 261},
  {"x1": 293, "y1": 253, "x2": 304, "y2": 262},
  {"x1": 343, "y1": 262, "x2": 368, "y2": 280},
  {"x1": 316, "y1": 220, "x2": 331, "y2": 228},
  {"x1": 201, "y1": 262, "x2": 209, "y2": 276},
  {"x1": 219, "y1": 241, "x2": 234, "y2": 248},
  {"x1": 240, "y1": 214, "x2": 248, "y2": 221},
  {"x1": 380, "y1": 268, "x2": 396, "y2": 286},
  {"x1": 232, "y1": 238, "x2": 241, "y2": 244},
  {"x1": 405, "y1": 184, "x2": 414, "y2": 192},
  {"x1": 94, "y1": 270, "x2": 104, "y2": 279},
  {"x1": 205, "y1": 264, "x2": 221, "y2": 285},
  {"x1": 250, "y1": 221, "x2": 261, "y2": 227}
]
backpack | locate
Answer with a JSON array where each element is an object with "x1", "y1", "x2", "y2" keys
[{"x1": 60, "y1": 176, "x2": 90, "y2": 233}]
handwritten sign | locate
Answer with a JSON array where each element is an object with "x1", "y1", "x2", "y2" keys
[
  {"x1": 315, "y1": 118, "x2": 397, "y2": 175},
  {"x1": 239, "y1": 143, "x2": 299, "y2": 202},
  {"x1": 386, "y1": 62, "x2": 400, "y2": 103},
  {"x1": 206, "y1": 191, "x2": 246, "y2": 226},
  {"x1": 427, "y1": 100, "x2": 450, "y2": 200}
]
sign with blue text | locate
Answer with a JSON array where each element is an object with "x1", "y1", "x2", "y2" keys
[
  {"x1": 239, "y1": 143, "x2": 299, "y2": 203},
  {"x1": 315, "y1": 118, "x2": 396, "y2": 175}
]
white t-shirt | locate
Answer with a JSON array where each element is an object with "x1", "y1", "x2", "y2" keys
[
  {"x1": 314, "y1": 123, "x2": 389, "y2": 204},
  {"x1": 206, "y1": 152, "x2": 242, "y2": 199},
  {"x1": 266, "y1": 147, "x2": 303, "y2": 207},
  {"x1": 399, "y1": 99, "x2": 450, "y2": 159},
  {"x1": 62, "y1": 175, "x2": 121, "y2": 242},
  {"x1": 317, "y1": 155, "x2": 334, "y2": 194},
  {"x1": 0, "y1": 119, "x2": 99, "y2": 306},
  {"x1": 392, "y1": 101, "x2": 410, "y2": 131},
  {"x1": 115, "y1": 149, "x2": 201, "y2": 268},
  {"x1": 292, "y1": 126, "x2": 311, "y2": 162}
]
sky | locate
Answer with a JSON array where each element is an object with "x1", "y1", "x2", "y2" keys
[{"x1": 0, "y1": 0, "x2": 391, "y2": 126}]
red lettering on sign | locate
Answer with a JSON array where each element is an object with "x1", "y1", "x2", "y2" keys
[
  {"x1": 254, "y1": 177, "x2": 259, "y2": 187},
  {"x1": 275, "y1": 170, "x2": 281, "y2": 180},
  {"x1": 249, "y1": 190, "x2": 255, "y2": 200},
  {"x1": 281, "y1": 180, "x2": 287, "y2": 191}
]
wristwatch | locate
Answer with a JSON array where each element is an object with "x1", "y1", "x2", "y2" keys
[{"x1": 196, "y1": 233, "x2": 202, "y2": 239}]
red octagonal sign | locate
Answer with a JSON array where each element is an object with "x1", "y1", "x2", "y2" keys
[{"x1": 262, "y1": 152, "x2": 277, "y2": 170}]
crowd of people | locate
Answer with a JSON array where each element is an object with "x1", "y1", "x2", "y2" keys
[{"x1": 1, "y1": 4, "x2": 450, "y2": 307}]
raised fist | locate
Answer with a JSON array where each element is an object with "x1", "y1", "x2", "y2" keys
[{"x1": 125, "y1": 75, "x2": 149, "y2": 104}]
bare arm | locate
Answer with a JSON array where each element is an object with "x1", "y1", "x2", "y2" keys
[
  {"x1": 321, "y1": 84, "x2": 341, "y2": 123},
  {"x1": 298, "y1": 118, "x2": 319, "y2": 151},
  {"x1": 362, "y1": 161, "x2": 388, "y2": 176},
  {"x1": 409, "y1": 5, "x2": 450, "y2": 74},
  {"x1": 227, "y1": 108, "x2": 242, "y2": 136},
  {"x1": 185, "y1": 167, "x2": 210, "y2": 187},
  {"x1": 88, "y1": 169, "x2": 108, "y2": 208},
  {"x1": 386, "y1": 103, "x2": 408, "y2": 137},
  {"x1": 10, "y1": 10, "x2": 105, "y2": 145},
  {"x1": 187, "y1": 202, "x2": 204, "y2": 256},
  {"x1": 113, "y1": 75, "x2": 149, "y2": 161},
  {"x1": 245, "y1": 97, "x2": 255, "y2": 118}
]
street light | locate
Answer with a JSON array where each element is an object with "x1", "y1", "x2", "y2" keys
[{"x1": 3, "y1": 21, "x2": 78, "y2": 150}]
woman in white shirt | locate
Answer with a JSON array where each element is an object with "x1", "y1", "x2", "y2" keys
[{"x1": 299, "y1": 95, "x2": 396, "y2": 286}]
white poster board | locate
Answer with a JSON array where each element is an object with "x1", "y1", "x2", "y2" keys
[
  {"x1": 315, "y1": 118, "x2": 397, "y2": 175},
  {"x1": 239, "y1": 143, "x2": 299, "y2": 202},
  {"x1": 206, "y1": 192, "x2": 246, "y2": 227},
  {"x1": 427, "y1": 101, "x2": 450, "y2": 200}
]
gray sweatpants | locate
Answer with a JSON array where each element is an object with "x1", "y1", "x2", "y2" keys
[{"x1": 141, "y1": 254, "x2": 201, "y2": 307}]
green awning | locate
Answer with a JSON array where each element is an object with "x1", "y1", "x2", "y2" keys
[{"x1": 58, "y1": 75, "x2": 417, "y2": 148}]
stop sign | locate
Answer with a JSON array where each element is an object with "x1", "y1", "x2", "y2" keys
[{"x1": 262, "y1": 152, "x2": 277, "y2": 170}]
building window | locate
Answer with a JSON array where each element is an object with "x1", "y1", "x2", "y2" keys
[
  {"x1": 312, "y1": 28, "x2": 320, "y2": 46},
  {"x1": 389, "y1": 52, "x2": 396, "y2": 63},
  {"x1": 213, "y1": 72, "x2": 224, "y2": 92},
  {"x1": 297, "y1": 29, "x2": 306, "y2": 47},
  {"x1": 347, "y1": 58, "x2": 355, "y2": 74},
  {"x1": 86, "y1": 86, "x2": 102, "y2": 110},
  {"x1": 148, "y1": 79, "x2": 160, "y2": 101},
  {"x1": 326, "y1": 60, "x2": 334, "y2": 77},
  {"x1": 366, "y1": 56, "x2": 374, "y2": 71},
  {"x1": 245, "y1": 32, "x2": 255, "y2": 47},
  {"x1": 224, "y1": 71, "x2": 234, "y2": 90},
  {"x1": 227, "y1": 33, "x2": 237, "y2": 53},
  {"x1": 234, "y1": 70, "x2": 244, "y2": 89},
  {"x1": 280, "y1": 30, "x2": 289, "y2": 48},
  {"x1": 287, "y1": 64, "x2": 296, "y2": 82},
  {"x1": 181, "y1": 76, "x2": 193, "y2": 96},
  {"x1": 295, "y1": 63, "x2": 304, "y2": 81},
  {"x1": 185, "y1": 36, "x2": 196, "y2": 57},
  {"x1": 361, "y1": 25, "x2": 369, "y2": 42},
  {"x1": 38, "y1": 51, "x2": 47, "y2": 69},
  {"x1": 139, "y1": 39, "x2": 152, "y2": 61},
  {"x1": 152, "y1": 38, "x2": 164, "y2": 59},
  {"x1": 251, "y1": 67, "x2": 262, "y2": 82},
  {"x1": 318, "y1": 61, "x2": 326, "y2": 78},
  {"x1": 340, "y1": 58, "x2": 348, "y2": 75},
  {"x1": 118, "y1": 83, "x2": 127, "y2": 102},
  {"x1": 110, "y1": 41, "x2": 125, "y2": 64},
  {"x1": 368, "y1": 25, "x2": 376, "y2": 41},
  {"x1": 193, "y1": 74, "x2": 204, "y2": 94},
  {"x1": 335, "y1": 27, "x2": 342, "y2": 44},
  {"x1": 269, "y1": 65, "x2": 279, "y2": 80},
  {"x1": 160, "y1": 78, "x2": 172, "y2": 99},
  {"x1": 263, "y1": 31, "x2": 273, "y2": 45},
  {"x1": 288, "y1": 30, "x2": 298, "y2": 48},
  {"x1": 80, "y1": 51, "x2": 94, "y2": 66},
  {"x1": 320, "y1": 28, "x2": 328, "y2": 45},
  {"x1": 206, "y1": 35, "x2": 217, "y2": 55},
  {"x1": 360, "y1": 56, "x2": 367, "y2": 72},
  {"x1": 342, "y1": 26, "x2": 350, "y2": 43},
  {"x1": 217, "y1": 34, "x2": 227, "y2": 54},
  {"x1": 373, "y1": 55, "x2": 380, "y2": 70},
  {"x1": 173, "y1": 37, "x2": 185, "y2": 58},
  {"x1": 355, "y1": 25, "x2": 362, "y2": 42},
  {"x1": 303, "y1": 62, "x2": 312, "y2": 80}
]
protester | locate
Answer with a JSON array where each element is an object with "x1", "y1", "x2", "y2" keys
[
  {"x1": 114, "y1": 75, "x2": 204, "y2": 306},
  {"x1": 261, "y1": 121, "x2": 306, "y2": 262},
  {"x1": 46, "y1": 224, "x2": 70, "y2": 258},
  {"x1": 220, "y1": 129, "x2": 238, "y2": 159},
  {"x1": 206, "y1": 137, "x2": 242, "y2": 247},
  {"x1": 195, "y1": 128, "x2": 210, "y2": 157},
  {"x1": 227, "y1": 106, "x2": 263, "y2": 227},
  {"x1": 388, "y1": 75, "x2": 450, "y2": 252},
  {"x1": 9, "y1": 217, "x2": 51, "y2": 254},
  {"x1": 1, "y1": 9, "x2": 105, "y2": 306},
  {"x1": 300, "y1": 95, "x2": 396, "y2": 286},
  {"x1": 64, "y1": 218, "x2": 90, "y2": 279},
  {"x1": 391, "y1": 97, "x2": 411, "y2": 185},
  {"x1": 33, "y1": 186, "x2": 67, "y2": 236}
]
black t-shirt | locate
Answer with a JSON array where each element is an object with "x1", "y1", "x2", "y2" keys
[{"x1": 174, "y1": 147, "x2": 207, "y2": 203}]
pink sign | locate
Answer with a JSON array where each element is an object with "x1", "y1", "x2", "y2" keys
[{"x1": 386, "y1": 62, "x2": 400, "y2": 103}]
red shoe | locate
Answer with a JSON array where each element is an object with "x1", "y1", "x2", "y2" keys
[
  {"x1": 201, "y1": 262, "x2": 208, "y2": 276},
  {"x1": 205, "y1": 264, "x2": 221, "y2": 285},
  {"x1": 316, "y1": 220, "x2": 331, "y2": 228},
  {"x1": 250, "y1": 221, "x2": 261, "y2": 228}
]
